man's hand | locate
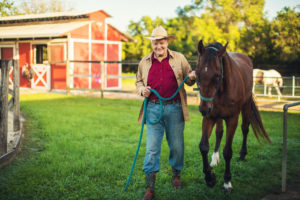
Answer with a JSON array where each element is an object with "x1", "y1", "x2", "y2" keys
[
  {"x1": 188, "y1": 71, "x2": 196, "y2": 80},
  {"x1": 143, "y1": 86, "x2": 151, "y2": 97}
]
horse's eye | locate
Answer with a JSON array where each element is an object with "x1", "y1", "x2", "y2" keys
[{"x1": 214, "y1": 75, "x2": 221, "y2": 83}]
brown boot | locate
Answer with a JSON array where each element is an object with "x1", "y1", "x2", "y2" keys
[
  {"x1": 172, "y1": 168, "x2": 182, "y2": 189},
  {"x1": 142, "y1": 188, "x2": 154, "y2": 200},
  {"x1": 142, "y1": 173, "x2": 156, "y2": 200}
]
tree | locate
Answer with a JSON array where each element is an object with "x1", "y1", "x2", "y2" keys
[
  {"x1": 123, "y1": 0, "x2": 299, "y2": 75},
  {"x1": 270, "y1": 7, "x2": 300, "y2": 63},
  {"x1": 19, "y1": 0, "x2": 74, "y2": 14},
  {"x1": 0, "y1": 0, "x2": 19, "y2": 17}
]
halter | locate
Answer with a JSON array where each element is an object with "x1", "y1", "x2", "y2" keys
[{"x1": 194, "y1": 46, "x2": 224, "y2": 102}]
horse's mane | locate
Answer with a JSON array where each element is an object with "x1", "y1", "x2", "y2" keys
[{"x1": 204, "y1": 43, "x2": 223, "y2": 59}]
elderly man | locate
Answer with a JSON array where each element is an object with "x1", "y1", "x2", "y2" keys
[{"x1": 135, "y1": 26, "x2": 196, "y2": 200}]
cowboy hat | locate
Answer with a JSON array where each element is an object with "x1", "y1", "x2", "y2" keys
[{"x1": 145, "y1": 26, "x2": 176, "y2": 41}]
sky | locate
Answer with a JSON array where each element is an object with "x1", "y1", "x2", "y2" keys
[{"x1": 69, "y1": 0, "x2": 300, "y2": 33}]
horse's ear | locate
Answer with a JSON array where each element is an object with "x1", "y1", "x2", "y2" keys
[
  {"x1": 198, "y1": 40, "x2": 205, "y2": 55},
  {"x1": 218, "y1": 42, "x2": 228, "y2": 57}
]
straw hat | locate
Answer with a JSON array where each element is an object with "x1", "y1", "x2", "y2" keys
[{"x1": 145, "y1": 26, "x2": 176, "y2": 41}]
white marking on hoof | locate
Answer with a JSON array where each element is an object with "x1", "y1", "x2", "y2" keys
[
  {"x1": 210, "y1": 152, "x2": 220, "y2": 167},
  {"x1": 223, "y1": 182, "x2": 233, "y2": 191}
]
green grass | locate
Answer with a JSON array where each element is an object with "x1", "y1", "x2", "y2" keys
[{"x1": 0, "y1": 93, "x2": 300, "y2": 200}]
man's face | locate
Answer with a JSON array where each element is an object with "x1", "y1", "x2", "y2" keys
[{"x1": 151, "y1": 39, "x2": 168, "y2": 57}]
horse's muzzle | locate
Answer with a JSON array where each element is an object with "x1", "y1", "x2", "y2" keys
[{"x1": 199, "y1": 104, "x2": 213, "y2": 117}]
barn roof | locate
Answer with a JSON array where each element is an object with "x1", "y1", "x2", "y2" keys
[
  {"x1": 0, "y1": 10, "x2": 132, "y2": 42},
  {"x1": 0, "y1": 10, "x2": 111, "y2": 24},
  {"x1": 0, "y1": 21, "x2": 90, "y2": 39}
]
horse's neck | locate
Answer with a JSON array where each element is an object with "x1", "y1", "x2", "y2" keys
[{"x1": 222, "y1": 54, "x2": 234, "y2": 91}]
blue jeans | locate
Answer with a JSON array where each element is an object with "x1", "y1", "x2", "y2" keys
[{"x1": 143, "y1": 102, "x2": 185, "y2": 177}]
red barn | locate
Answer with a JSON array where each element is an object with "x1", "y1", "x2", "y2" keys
[{"x1": 0, "y1": 10, "x2": 131, "y2": 91}]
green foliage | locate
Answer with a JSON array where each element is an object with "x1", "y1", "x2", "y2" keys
[
  {"x1": 123, "y1": 0, "x2": 300, "y2": 69},
  {"x1": 0, "y1": 94, "x2": 300, "y2": 199},
  {"x1": 0, "y1": 0, "x2": 19, "y2": 17},
  {"x1": 270, "y1": 7, "x2": 300, "y2": 63},
  {"x1": 18, "y1": 0, "x2": 74, "y2": 14}
]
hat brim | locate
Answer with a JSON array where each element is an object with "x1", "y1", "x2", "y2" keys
[{"x1": 145, "y1": 35, "x2": 176, "y2": 41}]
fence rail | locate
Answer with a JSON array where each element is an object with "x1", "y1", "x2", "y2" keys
[
  {"x1": 253, "y1": 76, "x2": 300, "y2": 100},
  {"x1": 67, "y1": 60, "x2": 300, "y2": 99}
]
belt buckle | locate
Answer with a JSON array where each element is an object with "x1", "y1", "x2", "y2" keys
[{"x1": 161, "y1": 100, "x2": 167, "y2": 105}]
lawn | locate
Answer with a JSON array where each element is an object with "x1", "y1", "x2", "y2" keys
[{"x1": 0, "y1": 93, "x2": 300, "y2": 200}]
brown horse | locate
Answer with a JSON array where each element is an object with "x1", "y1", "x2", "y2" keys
[{"x1": 195, "y1": 40, "x2": 271, "y2": 192}]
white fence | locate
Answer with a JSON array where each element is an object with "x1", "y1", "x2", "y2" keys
[
  {"x1": 65, "y1": 60, "x2": 300, "y2": 101},
  {"x1": 253, "y1": 76, "x2": 300, "y2": 100}
]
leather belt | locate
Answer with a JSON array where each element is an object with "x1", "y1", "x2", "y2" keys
[{"x1": 149, "y1": 98, "x2": 181, "y2": 104}]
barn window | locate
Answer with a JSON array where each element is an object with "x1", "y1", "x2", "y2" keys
[
  {"x1": 35, "y1": 44, "x2": 48, "y2": 64},
  {"x1": 48, "y1": 44, "x2": 65, "y2": 63}
]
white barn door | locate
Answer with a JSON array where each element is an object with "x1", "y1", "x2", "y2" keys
[{"x1": 31, "y1": 64, "x2": 51, "y2": 90}]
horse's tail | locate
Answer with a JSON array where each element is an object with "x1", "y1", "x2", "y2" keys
[{"x1": 249, "y1": 98, "x2": 272, "y2": 144}]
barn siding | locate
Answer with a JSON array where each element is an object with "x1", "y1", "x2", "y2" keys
[
  {"x1": 70, "y1": 24, "x2": 89, "y2": 39},
  {"x1": 51, "y1": 64, "x2": 66, "y2": 90},
  {"x1": 0, "y1": 10, "x2": 128, "y2": 90},
  {"x1": 19, "y1": 43, "x2": 31, "y2": 88},
  {"x1": 91, "y1": 22, "x2": 105, "y2": 40}
]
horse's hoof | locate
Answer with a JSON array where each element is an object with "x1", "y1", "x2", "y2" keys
[
  {"x1": 238, "y1": 157, "x2": 247, "y2": 162},
  {"x1": 223, "y1": 182, "x2": 233, "y2": 193},
  {"x1": 205, "y1": 173, "x2": 216, "y2": 187}
]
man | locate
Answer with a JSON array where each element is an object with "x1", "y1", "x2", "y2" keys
[{"x1": 135, "y1": 26, "x2": 196, "y2": 200}]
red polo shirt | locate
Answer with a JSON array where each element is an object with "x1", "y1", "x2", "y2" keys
[{"x1": 147, "y1": 52, "x2": 180, "y2": 100}]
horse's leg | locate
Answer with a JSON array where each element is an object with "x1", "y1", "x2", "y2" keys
[
  {"x1": 199, "y1": 117, "x2": 216, "y2": 187},
  {"x1": 264, "y1": 84, "x2": 267, "y2": 96},
  {"x1": 223, "y1": 114, "x2": 239, "y2": 192},
  {"x1": 275, "y1": 84, "x2": 282, "y2": 96},
  {"x1": 268, "y1": 86, "x2": 272, "y2": 97},
  {"x1": 210, "y1": 119, "x2": 223, "y2": 167},
  {"x1": 239, "y1": 100, "x2": 251, "y2": 161}
]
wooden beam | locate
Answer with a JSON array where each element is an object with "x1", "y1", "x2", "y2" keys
[
  {"x1": 0, "y1": 60, "x2": 9, "y2": 155},
  {"x1": 13, "y1": 60, "x2": 20, "y2": 131}
]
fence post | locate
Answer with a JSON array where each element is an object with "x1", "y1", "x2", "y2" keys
[
  {"x1": 100, "y1": 61, "x2": 104, "y2": 98},
  {"x1": 282, "y1": 101, "x2": 300, "y2": 192},
  {"x1": 0, "y1": 60, "x2": 9, "y2": 155},
  {"x1": 282, "y1": 105, "x2": 288, "y2": 192},
  {"x1": 292, "y1": 76, "x2": 295, "y2": 97},
  {"x1": 13, "y1": 60, "x2": 20, "y2": 131},
  {"x1": 66, "y1": 60, "x2": 70, "y2": 95}
]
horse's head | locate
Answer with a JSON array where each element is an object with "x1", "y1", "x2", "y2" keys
[{"x1": 195, "y1": 40, "x2": 228, "y2": 116}]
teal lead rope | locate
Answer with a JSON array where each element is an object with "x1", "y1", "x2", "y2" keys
[{"x1": 124, "y1": 76, "x2": 190, "y2": 191}]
